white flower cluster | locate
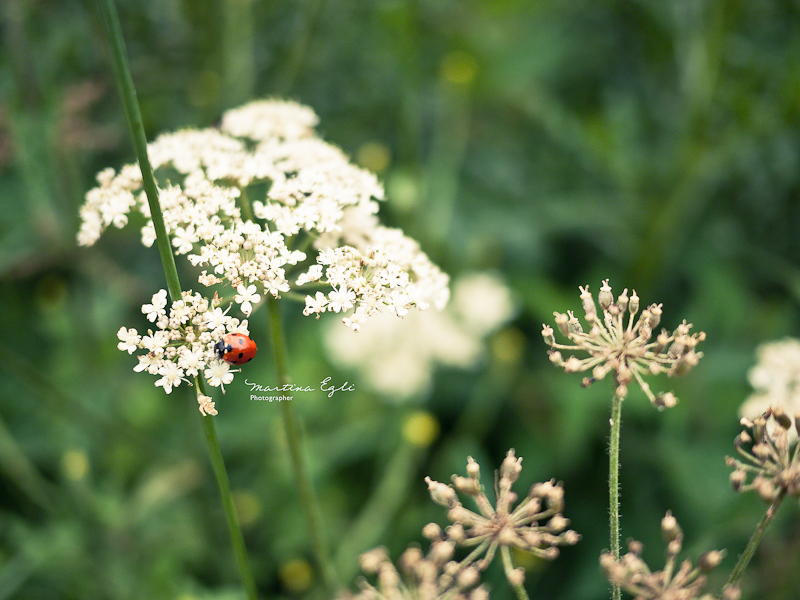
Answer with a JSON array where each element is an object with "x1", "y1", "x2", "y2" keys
[
  {"x1": 741, "y1": 338, "x2": 800, "y2": 420},
  {"x1": 78, "y1": 99, "x2": 448, "y2": 326},
  {"x1": 117, "y1": 289, "x2": 250, "y2": 413},
  {"x1": 325, "y1": 272, "x2": 515, "y2": 399}
]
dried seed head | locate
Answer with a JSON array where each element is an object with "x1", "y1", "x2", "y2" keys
[{"x1": 602, "y1": 513, "x2": 724, "y2": 600}]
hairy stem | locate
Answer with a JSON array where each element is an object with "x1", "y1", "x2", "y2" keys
[
  {"x1": 197, "y1": 378, "x2": 259, "y2": 600},
  {"x1": 266, "y1": 295, "x2": 339, "y2": 594},
  {"x1": 609, "y1": 392, "x2": 623, "y2": 600},
  {"x1": 96, "y1": 1, "x2": 256, "y2": 597},
  {"x1": 724, "y1": 489, "x2": 786, "y2": 593}
]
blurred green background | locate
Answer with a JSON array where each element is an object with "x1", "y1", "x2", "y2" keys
[{"x1": 2, "y1": 0, "x2": 800, "y2": 598}]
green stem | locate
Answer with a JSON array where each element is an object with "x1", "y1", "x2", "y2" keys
[
  {"x1": 96, "y1": 2, "x2": 256, "y2": 597},
  {"x1": 96, "y1": 0, "x2": 181, "y2": 302},
  {"x1": 501, "y1": 545, "x2": 530, "y2": 600},
  {"x1": 266, "y1": 295, "x2": 339, "y2": 594},
  {"x1": 609, "y1": 392, "x2": 623, "y2": 600},
  {"x1": 724, "y1": 489, "x2": 786, "y2": 593},
  {"x1": 197, "y1": 378, "x2": 259, "y2": 600},
  {"x1": 335, "y1": 437, "x2": 423, "y2": 580}
]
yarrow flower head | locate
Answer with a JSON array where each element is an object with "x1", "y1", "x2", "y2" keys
[
  {"x1": 740, "y1": 339, "x2": 800, "y2": 431},
  {"x1": 542, "y1": 279, "x2": 705, "y2": 407},
  {"x1": 78, "y1": 99, "x2": 448, "y2": 330},
  {"x1": 117, "y1": 289, "x2": 249, "y2": 410},
  {"x1": 337, "y1": 544, "x2": 488, "y2": 600},
  {"x1": 424, "y1": 450, "x2": 580, "y2": 587},
  {"x1": 727, "y1": 406, "x2": 800, "y2": 503},
  {"x1": 601, "y1": 511, "x2": 737, "y2": 600}
]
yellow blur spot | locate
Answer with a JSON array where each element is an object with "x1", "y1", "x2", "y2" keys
[
  {"x1": 176, "y1": 595, "x2": 200, "y2": 600},
  {"x1": 387, "y1": 171, "x2": 420, "y2": 211},
  {"x1": 188, "y1": 70, "x2": 221, "y2": 108},
  {"x1": 402, "y1": 411, "x2": 440, "y2": 447},
  {"x1": 440, "y1": 50, "x2": 479, "y2": 85},
  {"x1": 232, "y1": 490, "x2": 262, "y2": 527},
  {"x1": 492, "y1": 328, "x2": 526, "y2": 364},
  {"x1": 357, "y1": 141, "x2": 391, "y2": 173},
  {"x1": 62, "y1": 450, "x2": 89, "y2": 481},
  {"x1": 279, "y1": 557, "x2": 314, "y2": 594},
  {"x1": 511, "y1": 546, "x2": 547, "y2": 573}
]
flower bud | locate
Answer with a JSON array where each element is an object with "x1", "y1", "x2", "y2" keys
[
  {"x1": 501, "y1": 450, "x2": 522, "y2": 481},
  {"x1": 548, "y1": 514, "x2": 569, "y2": 533},
  {"x1": 506, "y1": 567, "x2": 526, "y2": 587},
  {"x1": 457, "y1": 566, "x2": 481, "y2": 589},
  {"x1": 629, "y1": 290, "x2": 640, "y2": 315},
  {"x1": 466, "y1": 456, "x2": 480, "y2": 479},
  {"x1": 554, "y1": 312, "x2": 570, "y2": 337},
  {"x1": 360, "y1": 548, "x2": 388, "y2": 573},
  {"x1": 425, "y1": 477, "x2": 457, "y2": 507},
  {"x1": 655, "y1": 392, "x2": 678, "y2": 408},
  {"x1": 729, "y1": 469, "x2": 746, "y2": 491},
  {"x1": 422, "y1": 522, "x2": 442, "y2": 540},
  {"x1": 721, "y1": 585, "x2": 742, "y2": 600},
  {"x1": 580, "y1": 285, "x2": 597, "y2": 320},
  {"x1": 598, "y1": 280, "x2": 614, "y2": 310},
  {"x1": 452, "y1": 475, "x2": 480, "y2": 495},
  {"x1": 446, "y1": 523, "x2": 466, "y2": 543},
  {"x1": 648, "y1": 304, "x2": 662, "y2": 328},
  {"x1": 616, "y1": 288, "x2": 629, "y2": 313},
  {"x1": 755, "y1": 476, "x2": 777, "y2": 503},
  {"x1": 698, "y1": 549, "x2": 725, "y2": 572},
  {"x1": 661, "y1": 511, "x2": 681, "y2": 542},
  {"x1": 772, "y1": 407, "x2": 792, "y2": 431}
]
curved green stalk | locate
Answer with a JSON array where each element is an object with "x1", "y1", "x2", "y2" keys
[
  {"x1": 724, "y1": 490, "x2": 786, "y2": 594},
  {"x1": 501, "y1": 545, "x2": 530, "y2": 600},
  {"x1": 196, "y1": 379, "x2": 259, "y2": 600},
  {"x1": 609, "y1": 392, "x2": 623, "y2": 600},
  {"x1": 96, "y1": 1, "x2": 257, "y2": 597},
  {"x1": 96, "y1": 0, "x2": 181, "y2": 302},
  {"x1": 266, "y1": 295, "x2": 339, "y2": 594}
]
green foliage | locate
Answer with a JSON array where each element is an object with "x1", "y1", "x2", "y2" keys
[{"x1": 2, "y1": 0, "x2": 800, "y2": 598}]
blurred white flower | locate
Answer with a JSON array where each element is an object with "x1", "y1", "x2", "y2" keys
[
  {"x1": 741, "y1": 338, "x2": 800, "y2": 433},
  {"x1": 325, "y1": 272, "x2": 516, "y2": 400}
]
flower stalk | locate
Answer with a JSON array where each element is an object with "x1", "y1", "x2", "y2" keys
[
  {"x1": 96, "y1": 0, "x2": 181, "y2": 303},
  {"x1": 609, "y1": 392, "x2": 623, "y2": 600},
  {"x1": 96, "y1": 0, "x2": 257, "y2": 597},
  {"x1": 266, "y1": 295, "x2": 339, "y2": 594},
  {"x1": 724, "y1": 490, "x2": 785, "y2": 594}
]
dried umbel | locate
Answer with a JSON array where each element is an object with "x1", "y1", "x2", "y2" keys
[
  {"x1": 727, "y1": 406, "x2": 800, "y2": 503},
  {"x1": 424, "y1": 450, "x2": 580, "y2": 587},
  {"x1": 542, "y1": 280, "x2": 705, "y2": 406},
  {"x1": 601, "y1": 512, "x2": 737, "y2": 600},
  {"x1": 340, "y1": 545, "x2": 488, "y2": 600}
]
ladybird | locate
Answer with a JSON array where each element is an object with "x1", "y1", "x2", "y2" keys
[{"x1": 215, "y1": 333, "x2": 257, "y2": 365}]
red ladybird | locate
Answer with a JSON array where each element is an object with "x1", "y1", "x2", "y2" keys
[{"x1": 215, "y1": 333, "x2": 257, "y2": 365}]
